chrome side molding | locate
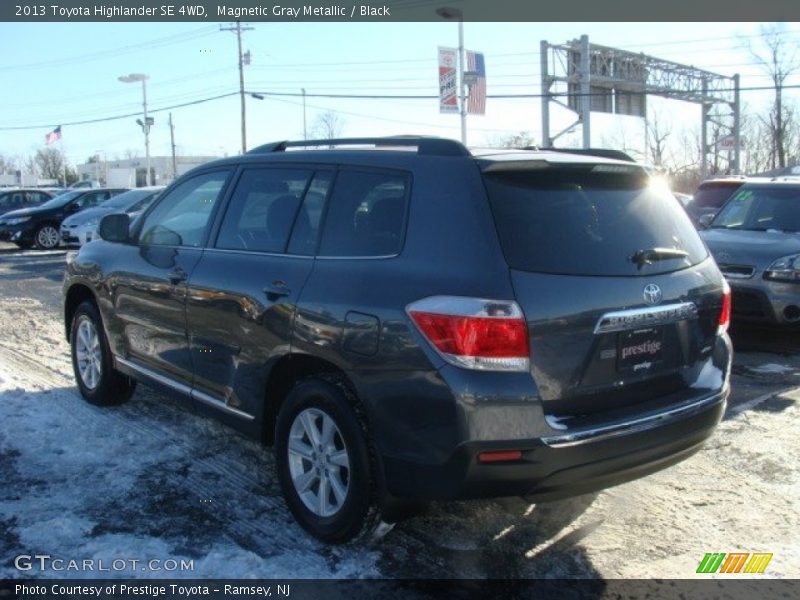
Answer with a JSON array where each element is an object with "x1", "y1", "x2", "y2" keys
[
  {"x1": 115, "y1": 356, "x2": 255, "y2": 421},
  {"x1": 594, "y1": 302, "x2": 698, "y2": 334}
]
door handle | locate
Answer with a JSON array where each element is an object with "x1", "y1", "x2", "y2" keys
[
  {"x1": 263, "y1": 281, "x2": 291, "y2": 300},
  {"x1": 168, "y1": 268, "x2": 188, "y2": 285}
]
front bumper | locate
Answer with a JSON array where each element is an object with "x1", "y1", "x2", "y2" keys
[
  {"x1": 728, "y1": 279, "x2": 800, "y2": 326},
  {"x1": 382, "y1": 386, "x2": 727, "y2": 501},
  {"x1": 0, "y1": 224, "x2": 33, "y2": 243},
  {"x1": 60, "y1": 225, "x2": 96, "y2": 247}
]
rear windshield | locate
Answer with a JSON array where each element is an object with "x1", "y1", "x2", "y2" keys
[
  {"x1": 483, "y1": 166, "x2": 708, "y2": 277},
  {"x1": 692, "y1": 182, "x2": 743, "y2": 209}
]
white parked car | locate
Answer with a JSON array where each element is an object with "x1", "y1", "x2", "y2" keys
[{"x1": 60, "y1": 187, "x2": 163, "y2": 247}]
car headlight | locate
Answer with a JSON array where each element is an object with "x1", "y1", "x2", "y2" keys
[
  {"x1": 5, "y1": 217, "x2": 30, "y2": 226},
  {"x1": 764, "y1": 254, "x2": 800, "y2": 282}
]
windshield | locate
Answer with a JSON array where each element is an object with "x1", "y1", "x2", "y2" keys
[
  {"x1": 711, "y1": 186, "x2": 800, "y2": 232},
  {"x1": 483, "y1": 166, "x2": 708, "y2": 276},
  {"x1": 100, "y1": 189, "x2": 152, "y2": 210},
  {"x1": 35, "y1": 190, "x2": 84, "y2": 210},
  {"x1": 692, "y1": 183, "x2": 743, "y2": 209}
]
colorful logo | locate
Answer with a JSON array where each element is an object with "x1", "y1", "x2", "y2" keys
[{"x1": 697, "y1": 552, "x2": 773, "y2": 574}]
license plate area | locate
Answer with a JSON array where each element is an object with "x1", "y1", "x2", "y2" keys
[{"x1": 617, "y1": 327, "x2": 664, "y2": 373}]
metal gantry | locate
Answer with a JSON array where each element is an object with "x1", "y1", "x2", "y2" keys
[{"x1": 541, "y1": 35, "x2": 741, "y2": 175}]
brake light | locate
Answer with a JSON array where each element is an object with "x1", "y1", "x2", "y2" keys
[
  {"x1": 407, "y1": 296, "x2": 529, "y2": 372},
  {"x1": 718, "y1": 280, "x2": 731, "y2": 334}
]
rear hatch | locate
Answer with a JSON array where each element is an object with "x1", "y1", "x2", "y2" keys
[{"x1": 481, "y1": 160, "x2": 727, "y2": 427}]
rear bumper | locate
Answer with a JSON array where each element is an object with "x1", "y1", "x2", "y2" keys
[{"x1": 382, "y1": 386, "x2": 727, "y2": 501}]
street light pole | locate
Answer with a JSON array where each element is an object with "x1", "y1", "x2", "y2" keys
[
  {"x1": 141, "y1": 77, "x2": 151, "y2": 185},
  {"x1": 436, "y1": 7, "x2": 467, "y2": 145},
  {"x1": 119, "y1": 73, "x2": 152, "y2": 186}
]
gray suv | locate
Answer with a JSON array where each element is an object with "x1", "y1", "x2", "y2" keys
[
  {"x1": 63, "y1": 137, "x2": 732, "y2": 543},
  {"x1": 701, "y1": 178, "x2": 800, "y2": 325}
]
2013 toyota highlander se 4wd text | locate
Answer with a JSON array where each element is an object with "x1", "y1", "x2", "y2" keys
[{"x1": 63, "y1": 137, "x2": 732, "y2": 543}]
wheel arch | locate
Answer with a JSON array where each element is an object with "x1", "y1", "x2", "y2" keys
[
  {"x1": 64, "y1": 283, "x2": 97, "y2": 341},
  {"x1": 262, "y1": 353, "x2": 363, "y2": 446}
]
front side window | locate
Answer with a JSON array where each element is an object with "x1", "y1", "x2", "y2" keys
[
  {"x1": 318, "y1": 170, "x2": 409, "y2": 257},
  {"x1": 139, "y1": 171, "x2": 230, "y2": 247},
  {"x1": 216, "y1": 168, "x2": 313, "y2": 253}
]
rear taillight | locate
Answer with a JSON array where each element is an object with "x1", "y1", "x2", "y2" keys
[
  {"x1": 718, "y1": 280, "x2": 731, "y2": 334},
  {"x1": 407, "y1": 296, "x2": 529, "y2": 372}
]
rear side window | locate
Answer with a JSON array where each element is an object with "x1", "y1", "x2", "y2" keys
[
  {"x1": 318, "y1": 170, "x2": 409, "y2": 257},
  {"x1": 287, "y1": 171, "x2": 333, "y2": 256},
  {"x1": 484, "y1": 166, "x2": 708, "y2": 276},
  {"x1": 216, "y1": 168, "x2": 313, "y2": 253}
]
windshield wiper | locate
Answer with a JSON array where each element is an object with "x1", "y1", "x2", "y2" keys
[{"x1": 630, "y1": 247, "x2": 689, "y2": 269}]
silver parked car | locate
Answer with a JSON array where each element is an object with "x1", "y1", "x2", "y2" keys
[
  {"x1": 700, "y1": 178, "x2": 800, "y2": 326},
  {"x1": 60, "y1": 186, "x2": 163, "y2": 247}
]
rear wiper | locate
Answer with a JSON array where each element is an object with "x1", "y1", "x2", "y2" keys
[{"x1": 630, "y1": 247, "x2": 689, "y2": 269}]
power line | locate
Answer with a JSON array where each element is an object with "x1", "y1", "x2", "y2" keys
[
  {"x1": 0, "y1": 92, "x2": 239, "y2": 131},
  {"x1": 2, "y1": 81, "x2": 798, "y2": 132},
  {"x1": 0, "y1": 26, "x2": 218, "y2": 72}
]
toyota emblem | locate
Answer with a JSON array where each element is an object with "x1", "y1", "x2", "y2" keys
[{"x1": 643, "y1": 284, "x2": 663, "y2": 305}]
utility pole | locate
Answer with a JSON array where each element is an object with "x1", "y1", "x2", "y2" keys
[
  {"x1": 169, "y1": 113, "x2": 177, "y2": 182},
  {"x1": 220, "y1": 21, "x2": 254, "y2": 154},
  {"x1": 302, "y1": 88, "x2": 307, "y2": 140}
]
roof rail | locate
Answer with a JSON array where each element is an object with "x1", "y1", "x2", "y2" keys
[
  {"x1": 527, "y1": 146, "x2": 636, "y2": 162},
  {"x1": 247, "y1": 136, "x2": 471, "y2": 157}
]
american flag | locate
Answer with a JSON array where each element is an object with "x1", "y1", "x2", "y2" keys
[
  {"x1": 466, "y1": 51, "x2": 486, "y2": 115},
  {"x1": 45, "y1": 125, "x2": 62, "y2": 145}
]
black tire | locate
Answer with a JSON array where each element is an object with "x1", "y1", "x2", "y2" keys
[
  {"x1": 34, "y1": 223, "x2": 60, "y2": 250},
  {"x1": 70, "y1": 300, "x2": 136, "y2": 406},
  {"x1": 275, "y1": 375, "x2": 380, "y2": 544}
]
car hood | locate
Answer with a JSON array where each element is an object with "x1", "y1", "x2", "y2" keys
[
  {"x1": 61, "y1": 206, "x2": 114, "y2": 227},
  {"x1": 0, "y1": 206, "x2": 41, "y2": 220},
  {"x1": 700, "y1": 228, "x2": 800, "y2": 269}
]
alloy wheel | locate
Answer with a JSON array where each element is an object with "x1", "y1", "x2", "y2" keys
[{"x1": 287, "y1": 407, "x2": 351, "y2": 517}]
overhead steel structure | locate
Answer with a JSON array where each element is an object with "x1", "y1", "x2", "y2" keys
[{"x1": 540, "y1": 35, "x2": 741, "y2": 175}]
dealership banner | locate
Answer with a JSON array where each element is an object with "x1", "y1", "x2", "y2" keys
[{"x1": 438, "y1": 47, "x2": 458, "y2": 114}]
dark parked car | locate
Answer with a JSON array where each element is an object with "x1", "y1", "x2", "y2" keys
[
  {"x1": 700, "y1": 178, "x2": 800, "y2": 326},
  {"x1": 63, "y1": 137, "x2": 732, "y2": 543},
  {"x1": 0, "y1": 188, "x2": 54, "y2": 216},
  {"x1": 0, "y1": 187, "x2": 127, "y2": 249},
  {"x1": 687, "y1": 177, "x2": 747, "y2": 226}
]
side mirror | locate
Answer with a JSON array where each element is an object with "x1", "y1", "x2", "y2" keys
[
  {"x1": 98, "y1": 213, "x2": 130, "y2": 243},
  {"x1": 697, "y1": 213, "x2": 714, "y2": 230},
  {"x1": 66, "y1": 202, "x2": 81, "y2": 212}
]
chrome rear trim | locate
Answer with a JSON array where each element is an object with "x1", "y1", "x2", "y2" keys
[
  {"x1": 541, "y1": 387, "x2": 727, "y2": 448},
  {"x1": 593, "y1": 302, "x2": 698, "y2": 334}
]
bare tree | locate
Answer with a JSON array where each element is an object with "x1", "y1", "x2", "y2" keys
[
  {"x1": 310, "y1": 110, "x2": 345, "y2": 140},
  {"x1": 494, "y1": 131, "x2": 537, "y2": 148},
  {"x1": 646, "y1": 114, "x2": 672, "y2": 168},
  {"x1": 748, "y1": 24, "x2": 799, "y2": 169}
]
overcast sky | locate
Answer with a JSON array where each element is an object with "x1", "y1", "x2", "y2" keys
[{"x1": 1, "y1": 21, "x2": 798, "y2": 168}]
